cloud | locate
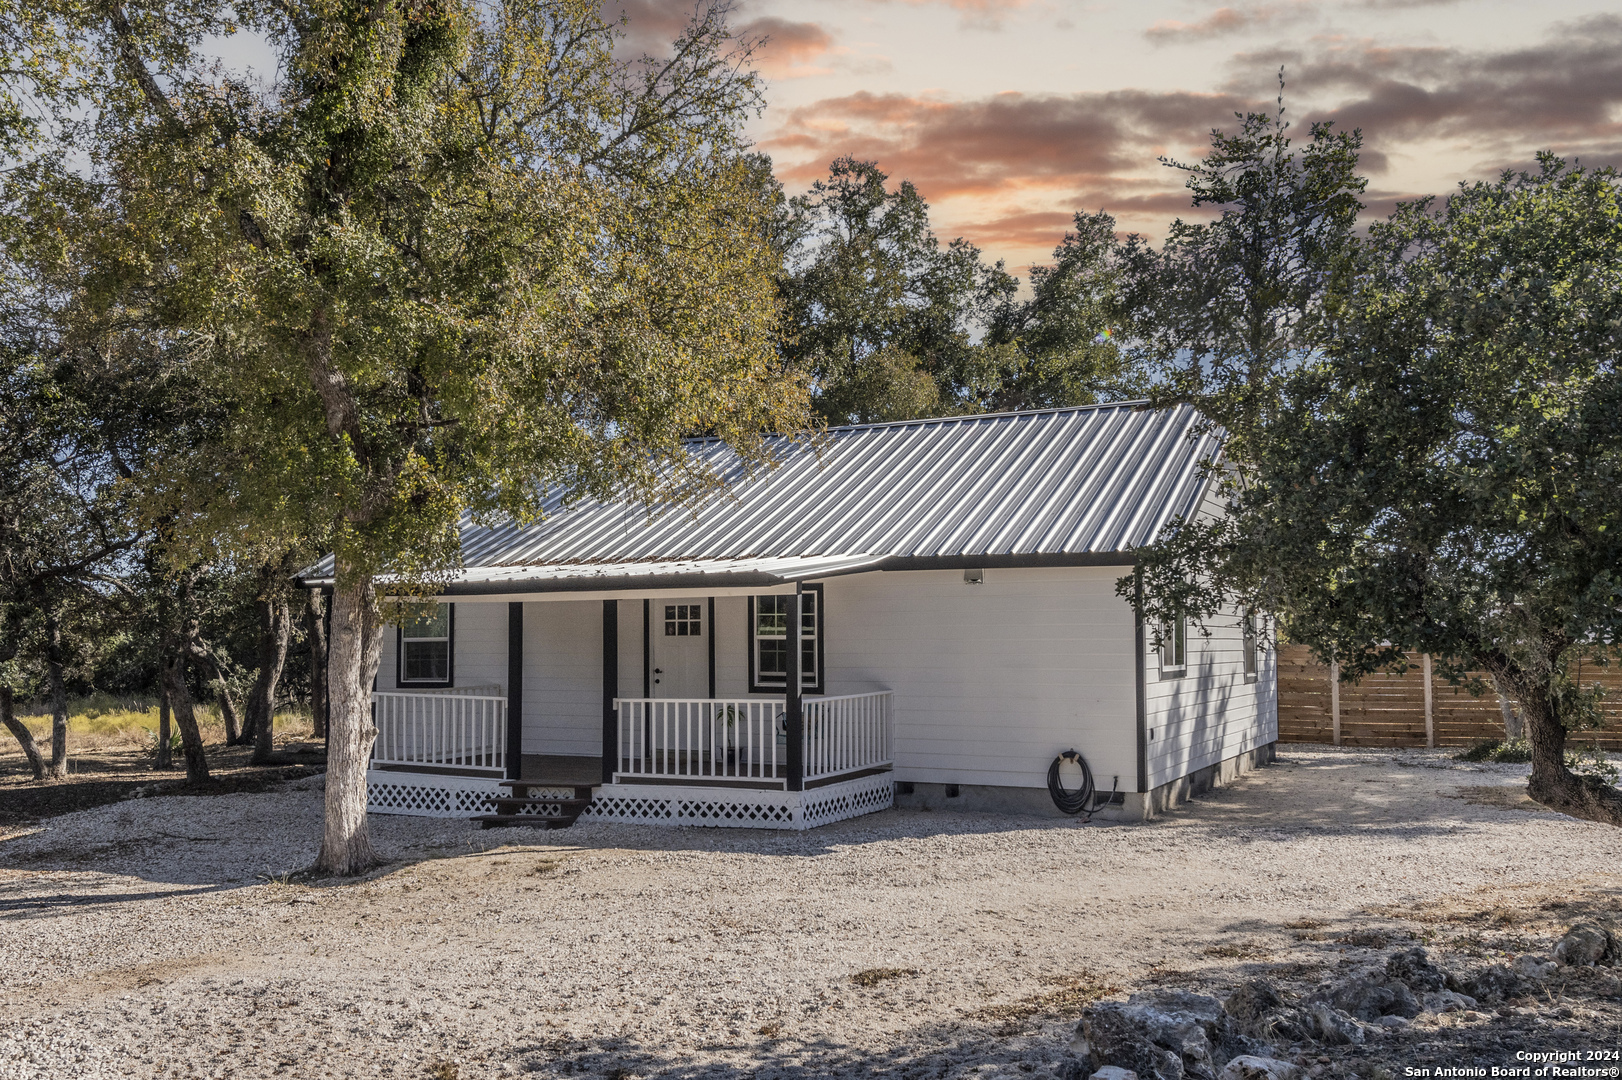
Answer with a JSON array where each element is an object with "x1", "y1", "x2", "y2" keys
[
  {"x1": 765, "y1": 14, "x2": 1622, "y2": 267},
  {"x1": 848, "y1": 0, "x2": 1034, "y2": 31},
  {"x1": 601, "y1": 0, "x2": 698, "y2": 54},
  {"x1": 1236, "y1": 14, "x2": 1622, "y2": 167},
  {"x1": 737, "y1": 17, "x2": 837, "y2": 79},
  {"x1": 1146, "y1": 3, "x2": 1316, "y2": 44},
  {"x1": 766, "y1": 88, "x2": 1253, "y2": 206}
]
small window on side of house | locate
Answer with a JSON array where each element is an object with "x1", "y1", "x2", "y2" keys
[
  {"x1": 1242, "y1": 610, "x2": 1259, "y2": 679},
  {"x1": 399, "y1": 603, "x2": 453, "y2": 686},
  {"x1": 1159, "y1": 612, "x2": 1187, "y2": 676}
]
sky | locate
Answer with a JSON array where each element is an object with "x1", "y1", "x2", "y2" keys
[{"x1": 611, "y1": 0, "x2": 1622, "y2": 272}]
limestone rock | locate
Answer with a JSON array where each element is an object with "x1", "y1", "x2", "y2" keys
[
  {"x1": 1420, "y1": 990, "x2": 1479, "y2": 1014},
  {"x1": 1080, "y1": 992, "x2": 1258, "y2": 1080},
  {"x1": 1223, "y1": 981, "x2": 1360, "y2": 1047},
  {"x1": 1092, "y1": 1068, "x2": 1142, "y2": 1080},
  {"x1": 1305, "y1": 1002, "x2": 1364, "y2": 1046},
  {"x1": 1218, "y1": 1056, "x2": 1305, "y2": 1080},
  {"x1": 1080, "y1": 1004, "x2": 1186, "y2": 1080},
  {"x1": 1512, "y1": 954, "x2": 1559, "y2": 982},
  {"x1": 1385, "y1": 947, "x2": 1448, "y2": 992},
  {"x1": 1314, "y1": 976, "x2": 1420, "y2": 1021},
  {"x1": 1461, "y1": 964, "x2": 1525, "y2": 1004},
  {"x1": 1554, "y1": 923, "x2": 1614, "y2": 968}
]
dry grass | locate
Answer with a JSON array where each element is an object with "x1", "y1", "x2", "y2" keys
[
  {"x1": 971, "y1": 972, "x2": 1118, "y2": 1033},
  {"x1": 850, "y1": 967, "x2": 919, "y2": 988},
  {"x1": 11, "y1": 696, "x2": 313, "y2": 755}
]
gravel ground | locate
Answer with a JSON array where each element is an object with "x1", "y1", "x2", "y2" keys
[{"x1": 2, "y1": 747, "x2": 1619, "y2": 1080}]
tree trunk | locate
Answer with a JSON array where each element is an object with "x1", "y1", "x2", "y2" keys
[
  {"x1": 45, "y1": 615, "x2": 68, "y2": 778},
  {"x1": 306, "y1": 589, "x2": 329, "y2": 741},
  {"x1": 195, "y1": 647, "x2": 242, "y2": 745},
  {"x1": 161, "y1": 650, "x2": 211, "y2": 784},
  {"x1": 246, "y1": 561, "x2": 293, "y2": 763},
  {"x1": 1491, "y1": 674, "x2": 1524, "y2": 742},
  {"x1": 157, "y1": 678, "x2": 174, "y2": 769},
  {"x1": 1515, "y1": 670, "x2": 1622, "y2": 827},
  {"x1": 314, "y1": 569, "x2": 382, "y2": 876},
  {"x1": 1, "y1": 684, "x2": 46, "y2": 780}
]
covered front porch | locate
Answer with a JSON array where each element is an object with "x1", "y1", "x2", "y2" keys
[{"x1": 364, "y1": 576, "x2": 897, "y2": 829}]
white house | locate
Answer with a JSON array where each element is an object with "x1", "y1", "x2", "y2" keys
[{"x1": 303, "y1": 403, "x2": 1277, "y2": 830}]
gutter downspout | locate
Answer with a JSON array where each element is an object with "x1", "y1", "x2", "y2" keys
[{"x1": 1134, "y1": 566, "x2": 1148, "y2": 796}]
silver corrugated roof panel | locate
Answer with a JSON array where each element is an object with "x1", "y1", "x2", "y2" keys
[{"x1": 303, "y1": 403, "x2": 1218, "y2": 586}]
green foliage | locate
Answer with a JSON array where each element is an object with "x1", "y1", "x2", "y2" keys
[
  {"x1": 779, "y1": 157, "x2": 1008, "y2": 423},
  {"x1": 50, "y1": 0, "x2": 807, "y2": 592},
  {"x1": 1456, "y1": 739, "x2": 1533, "y2": 764},
  {"x1": 1120, "y1": 75, "x2": 1365, "y2": 446},
  {"x1": 1566, "y1": 745, "x2": 1620, "y2": 787},
  {"x1": 1129, "y1": 154, "x2": 1622, "y2": 774},
  {"x1": 982, "y1": 211, "x2": 1148, "y2": 411},
  {"x1": 780, "y1": 158, "x2": 1145, "y2": 423},
  {"x1": 1457, "y1": 739, "x2": 1620, "y2": 786}
]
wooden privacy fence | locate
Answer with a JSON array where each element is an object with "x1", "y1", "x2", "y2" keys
[{"x1": 1277, "y1": 645, "x2": 1622, "y2": 749}]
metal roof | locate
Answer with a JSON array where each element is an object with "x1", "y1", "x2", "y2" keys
[{"x1": 303, "y1": 403, "x2": 1218, "y2": 590}]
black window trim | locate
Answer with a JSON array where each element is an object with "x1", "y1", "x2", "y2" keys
[
  {"x1": 396, "y1": 602, "x2": 455, "y2": 689},
  {"x1": 747, "y1": 584, "x2": 825, "y2": 695},
  {"x1": 1241, "y1": 609, "x2": 1260, "y2": 683},
  {"x1": 1158, "y1": 608, "x2": 1187, "y2": 680}
]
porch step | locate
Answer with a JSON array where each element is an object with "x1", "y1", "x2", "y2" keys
[{"x1": 474, "y1": 783, "x2": 597, "y2": 830}]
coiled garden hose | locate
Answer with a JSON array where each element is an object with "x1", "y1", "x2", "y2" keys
[{"x1": 1047, "y1": 749, "x2": 1117, "y2": 816}]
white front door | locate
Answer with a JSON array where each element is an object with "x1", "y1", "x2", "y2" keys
[{"x1": 651, "y1": 601, "x2": 709, "y2": 698}]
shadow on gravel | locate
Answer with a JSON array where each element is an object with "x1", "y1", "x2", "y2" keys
[
  {"x1": 503, "y1": 1015, "x2": 1079, "y2": 1080},
  {"x1": 0, "y1": 757, "x2": 325, "y2": 830},
  {"x1": 0, "y1": 883, "x2": 230, "y2": 916}
]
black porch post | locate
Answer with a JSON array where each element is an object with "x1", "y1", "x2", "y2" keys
[
  {"x1": 785, "y1": 585, "x2": 803, "y2": 792},
  {"x1": 506, "y1": 603, "x2": 524, "y2": 780},
  {"x1": 602, "y1": 600, "x2": 619, "y2": 784}
]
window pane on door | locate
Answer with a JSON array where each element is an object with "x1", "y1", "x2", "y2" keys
[{"x1": 664, "y1": 604, "x2": 701, "y2": 636}]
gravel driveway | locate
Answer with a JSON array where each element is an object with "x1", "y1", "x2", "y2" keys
[{"x1": 2, "y1": 747, "x2": 1619, "y2": 1079}]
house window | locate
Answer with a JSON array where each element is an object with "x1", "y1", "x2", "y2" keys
[
  {"x1": 664, "y1": 604, "x2": 702, "y2": 637},
  {"x1": 1242, "y1": 611, "x2": 1259, "y2": 679},
  {"x1": 398, "y1": 603, "x2": 453, "y2": 686},
  {"x1": 749, "y1": 585, "x2": 823, "y2": 693},
  {"x1": 1159, "y1": 611, "x2": 1186, "y2": 676}
]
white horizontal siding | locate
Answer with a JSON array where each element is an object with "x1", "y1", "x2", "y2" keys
[
  {"x1": 1141, "y1": 477, "x2": 1279, "y2": 788},
  {"x1": 454, "y1": 602, "x2": 507, "y2": 690},
  {"x1": 821, "y1": 566, "x2": 1138, "y2": 791},
  {"x1": 521, "y1": 600, "x2": 601, "y2": 758},
  {"x1": 1141, "y1": 606, "x2": 1277, "y2": 789}
]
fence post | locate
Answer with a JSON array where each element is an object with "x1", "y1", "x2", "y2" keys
[
  {"x1": 1423, "y1": 653, "x2": 1434, "y2": 749},
  {"x1": 1330, "y1": 659, "x2": 1341, "y2": 746}
]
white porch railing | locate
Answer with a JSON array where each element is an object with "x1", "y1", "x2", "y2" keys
[
  {"x1": 804, "y1": 691, "x2": 894, "y2": 782},
  {"x1": 614, "y1": 691, "x2": 892, "y2": 786},
  {"x1": 371, "y1": 687, "x2": 506, "y2": 773}
]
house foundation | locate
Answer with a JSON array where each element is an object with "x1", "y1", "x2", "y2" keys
[{"x1": 891, "y1": 741, "x2": 1277, "y2": 822}]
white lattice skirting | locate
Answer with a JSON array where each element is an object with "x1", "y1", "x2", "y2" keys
[
  {"x1": 366, "y1": 771, "x2": 505, "y2": 818},
  {"x1": 580, "y1": 771, "x2": 895, "y2": 830},
  {"x1": 367, "y1": 769, "x2": 895, "y2": 829}
]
